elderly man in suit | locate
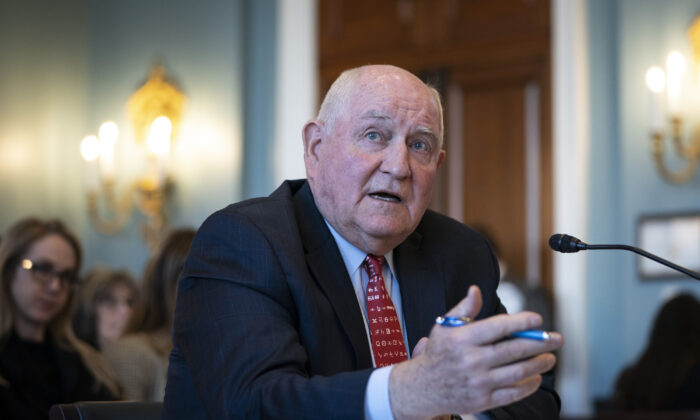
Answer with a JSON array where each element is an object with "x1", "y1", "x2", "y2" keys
[{"x1": 163, "y1": 64, "x2": 563, "y2": 419}]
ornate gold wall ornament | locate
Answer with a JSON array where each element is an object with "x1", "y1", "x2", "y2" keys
[
  {"x1": 126, "y1": 63, "x2": 186, "y2": 146},
  {"x1": 81, "y1": 63, "x2": 186, "y2": 252}
]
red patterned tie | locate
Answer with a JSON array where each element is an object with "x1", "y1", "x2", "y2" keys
[{"x1": 363, "y1": 254, "x2": 408, "y2": 367}]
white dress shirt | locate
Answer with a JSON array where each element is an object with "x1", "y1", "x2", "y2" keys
[{"x1": 325, "y1": 221, "x2": 403, "y2": 419}]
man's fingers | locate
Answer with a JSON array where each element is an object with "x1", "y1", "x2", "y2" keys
[
  {"x1": 484, "y1": 334, "x2": 562, "y2": 367},
  {"x1": 489, "y1": 374, "x2": 543, "y2": 409},
  {"x1": 444, "y1": 285, "x2": 482, "y2": 320},
  {"x1": 487, "y1": 353, "x2": 557, "y2": 388},
  {"x1": 464, "y1": 312, "x2": 545, "y2": 345}
]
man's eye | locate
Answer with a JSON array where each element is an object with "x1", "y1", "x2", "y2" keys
[
  {"x1": 366, "y1": 132, "x2": 380, "y2": 141},
  {"x1": 412, "y1": 141, "x2": 429, "y2": 152}
]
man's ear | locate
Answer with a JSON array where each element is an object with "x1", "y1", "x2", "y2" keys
[
  {"x1": 436, "y1": 149, "x2": 446, "y2": 169},
  {"x1": 302, "y1": 121, "x2": 324, "y2": 171}
]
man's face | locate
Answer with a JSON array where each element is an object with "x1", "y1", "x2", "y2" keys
[{"x1": 305, "y1": 67, "x2": 445, "y2": 254}]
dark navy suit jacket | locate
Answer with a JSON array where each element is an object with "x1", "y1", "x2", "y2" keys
[{"x1": 163, "y1": 180, "x2": 560, "y2": 419}]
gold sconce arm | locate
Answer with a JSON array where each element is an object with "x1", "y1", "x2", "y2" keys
[
  {"x1": 86, "y1": 179, "x2": 134, "y2": 235},
  {"x1": 86, "y1": 178, "x2": 172, "y2": 252},
  {"x1": 651, "y1": 125, "x2": 700, "y2": 184},
  {"x1": 134, "y1": 178, "x2": 172, "y2": 252},
  {"x1": 669, "y1": 117, "x2": 700, "y2": 159}
]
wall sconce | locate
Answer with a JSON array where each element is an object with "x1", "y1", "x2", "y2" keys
[
  {"x1": 645, "y1": 17, "x2": 700, "y2": 184},
  {"x1": 80, "y1": 64, "x2": 186, "y2": 251}
]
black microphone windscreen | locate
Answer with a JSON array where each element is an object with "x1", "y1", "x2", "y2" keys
[{"x1": 549, "y1": 233, "x2": 585, "y2": 253}]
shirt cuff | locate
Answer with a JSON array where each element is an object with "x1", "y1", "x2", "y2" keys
[{"x1": 364, "y1": 365, "x2": 394, "y2": 420}]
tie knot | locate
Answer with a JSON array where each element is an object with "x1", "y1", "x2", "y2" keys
[{"x1": 364, "y1": 254, "x2": 384, "y2": 273}]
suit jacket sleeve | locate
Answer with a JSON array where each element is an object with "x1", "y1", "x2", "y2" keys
[{"x1": 166, "y1": 208, "x2": 372, "y2": 420}]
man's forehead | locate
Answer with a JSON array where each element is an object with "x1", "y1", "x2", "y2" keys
[
  {"x1": 360, "y1": 109, "x2": 436, "y2": 130},
  {"x1": 358, "y1": 103, "x2": 438, "y2": 124}
]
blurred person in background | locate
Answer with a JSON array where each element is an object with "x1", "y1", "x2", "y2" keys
[
  {"x1": 102, "y1": 228, "x2": 195, "y2": 401},
  {"x1": 0, "y1": 218, "x2": 120, "y2": 420},
  {"x1": 613, "y1": 293, "x2": 700, "y2": 411},
  {"x1": 73, "y1": 267, "x2": 138, "y2": 350}
]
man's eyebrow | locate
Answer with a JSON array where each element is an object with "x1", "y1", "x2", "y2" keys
[
  {"x1": 359, "y1": 110, "x2": 391, "y2": 121},
  {"x1": 415, "y1": 126, "x2": 438, "y2": 141},
  {"x1": 358, "y1": 110, "x2": 438, "y2": 141}
]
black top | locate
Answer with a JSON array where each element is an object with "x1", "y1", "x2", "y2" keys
[{"x1": 0, "y1": 330, "x2": 117, "y2": 420}]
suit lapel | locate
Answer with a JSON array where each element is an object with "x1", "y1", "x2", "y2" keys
[
  {"x1": 394, "y1": 230, "x2": 446, "y2": 351},
  {"x1": 294, "y1": 183, "x2": 373, "y2": 369}
]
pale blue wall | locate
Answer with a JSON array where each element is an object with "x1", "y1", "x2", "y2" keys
[
  {"x1": 243, "y1": 0, "x2": 278, "y2": 198},
  {"x1": 0, "y1": 0, "x2": 277, "y2": 279},
  {"x1": 586, "y1": 0, "x2": 625, "y2": 402},
  {"x1": 0, "y1": 1, "x2": 90, "y2": 238},
  {"x1": 586, "y1": 0, "x2": 700, "y2": 402}
]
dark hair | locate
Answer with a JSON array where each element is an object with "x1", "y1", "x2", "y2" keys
[
  {"x1": 125, "y1": 228, "x2": 195, "y2": 335},
  {"x1": 613, "y1": 293, "x2": 700, "y2": 410},
  {"x1": 73, "y1": 267, "x2": 138, "y2": 349}
]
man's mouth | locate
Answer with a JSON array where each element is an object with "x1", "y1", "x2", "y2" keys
[{"x1": 369, "y1": 192, "x2": 402, "y2": 203}]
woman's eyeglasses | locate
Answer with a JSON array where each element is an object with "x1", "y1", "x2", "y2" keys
[{"x1": 20, "y1": 258, "x2": 79, "y2": 289}]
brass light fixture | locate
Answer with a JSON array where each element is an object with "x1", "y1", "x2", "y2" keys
[
  {"x1": 645, "y1": 16, "x2": 700, "y2": 184},
  {"x1": 80, "y1": 64, "x2": 186, "y2": 251}
]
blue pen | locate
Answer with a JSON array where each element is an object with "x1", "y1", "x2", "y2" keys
[
  {"x1": 510, "y1": 330, "x2": 551, "y2": 341},
  {"x1": 435, "y1": 316, "x2": 551, "y2": 341}
]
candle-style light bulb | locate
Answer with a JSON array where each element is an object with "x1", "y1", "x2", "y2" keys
[
  {"x1": 646, "y1": 66, "x2": 666, "y2": 132},
  {"x1": 80, "y1": 135, "x2": 101, "y2": 191},
  {"x1": 80, "y1": 135, "x2": 101, "y2": 161},
  {"x1": 98, "y1": 121, "x2": 119, "y2": 180},
  {"x1": 646, "y1": 66, "x2": 665, "y2": 93},
  {"x1": 146, "y1": 116, "x2": 172, "y2": 188},
  {"x1": 666, "y1": 51, "x2": 686, "y2": 118},
  {"x1": 146, "y1": 116, "x2": 172, "y2": 156},
  {"x1": 98, "y1": 121, "x2": 119, "y2": 145}
]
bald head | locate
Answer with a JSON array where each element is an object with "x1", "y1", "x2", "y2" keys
[{"x1": 317, "y1": 65, "x2": 444, "y2": 148}]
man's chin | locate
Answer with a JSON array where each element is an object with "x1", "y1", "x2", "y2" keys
[{"x1": 361, "y1": 222, "x2": 414, "y2": 247}]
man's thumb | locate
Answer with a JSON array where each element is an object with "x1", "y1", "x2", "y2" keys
[{"x1": 444, "y1": 285, "x2": 482, "y2": 320}]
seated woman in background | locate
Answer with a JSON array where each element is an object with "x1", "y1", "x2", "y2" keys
[
  {"x1": 613, "y1": 293, "x2": 700, "y2": 411},
  {"x1": 0, "y1": 218, "x2": 120, "y2": 420},
  {"x1": 73, "y1": 267, "x2": 138, "y2": 350},
  {"x1": 102, "y1": 228, "x2": 195, "y2": 401}
]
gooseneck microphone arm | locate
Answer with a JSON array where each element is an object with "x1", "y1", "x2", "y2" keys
[{"x1": 549, "y1": 233, "x2": 700, "y2": 281}]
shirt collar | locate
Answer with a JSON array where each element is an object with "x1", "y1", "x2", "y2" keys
[{"x1": 324, "y1": 220, "x2": 395, "y2": 276}]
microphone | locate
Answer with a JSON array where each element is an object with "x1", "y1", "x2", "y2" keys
[
  {"x1": 549, "y1": 233, "x2": 700, "y2": 281},
  {"x1": 548, "y1": 234, "x2": 587, "y2": 253}
]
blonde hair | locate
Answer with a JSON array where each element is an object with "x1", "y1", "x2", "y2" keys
[{"x1": 0, "y1": 217, "x2": 121, "y2": 397}]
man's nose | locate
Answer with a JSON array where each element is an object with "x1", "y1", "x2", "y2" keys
[{"x1": 381, "y1": 140, "x2": 411, "y2": 178}]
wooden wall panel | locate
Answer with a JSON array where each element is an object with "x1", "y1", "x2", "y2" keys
[
  {"x1": 319, "y1": 0, "x2": 553, "y2": 294},
  {"x1": 462, "y1": 83, "x2": 527, "y2": 280}
]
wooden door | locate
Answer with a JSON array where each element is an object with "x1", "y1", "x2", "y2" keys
[{"x1": 319, "y1": 0, "x2": 552, "y2": 293}]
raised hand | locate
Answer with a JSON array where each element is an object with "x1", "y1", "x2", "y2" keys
[{"x1": 389, "y1": 285, "x2": 563, "y2": 419}]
